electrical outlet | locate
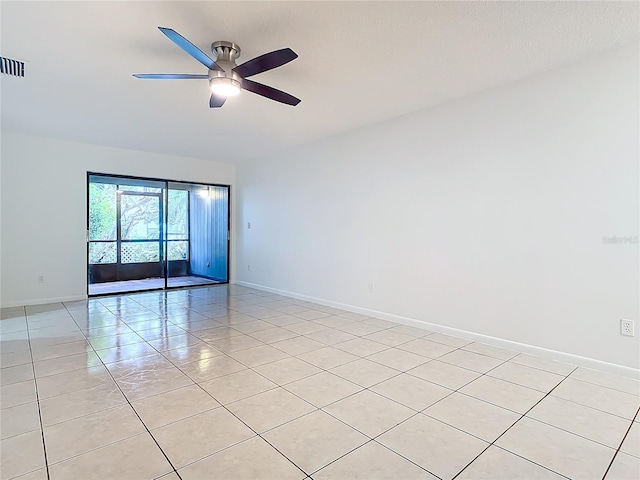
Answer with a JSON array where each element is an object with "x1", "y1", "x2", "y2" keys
[
  {"x1": 247, "y1": 264, "x2": 251, "y2": 271},
  {"x1": 37, "y1": 275, "x2": 45, "y2": 284},
  {"x1": 620, "y1": 319, "x2": 634, "y2": 337},
  {"x1": 368, "y1": 282, "x2": 374, "y2": 293},
  {"x1": 247, "y1": 222, "x2": 251, "y2": 229}
]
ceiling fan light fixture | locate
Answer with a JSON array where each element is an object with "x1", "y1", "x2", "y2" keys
[
  {"x1": 210, "y1": 77, "x2": 241, "y2": 97},
  {"x1": 133, "y1": 27, "x2": 300, "y2": 107}
]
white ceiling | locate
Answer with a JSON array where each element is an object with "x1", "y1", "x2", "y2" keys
[{"x1": 1, "y1": 1, "x2": 638, "y2": 162}]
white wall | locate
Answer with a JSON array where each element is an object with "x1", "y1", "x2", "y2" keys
[
  {"x1": 237, "y1": 44, "x2": 639, "y2": 370},
  {"x1": 0, "y1": 133, "x2": 236, "y2": 307}
]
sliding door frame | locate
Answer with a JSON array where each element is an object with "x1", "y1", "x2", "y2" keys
[{"x1": 86, "y1": 171, "x2": 231, "y2": 297}]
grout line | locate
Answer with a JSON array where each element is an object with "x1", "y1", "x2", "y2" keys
[
  {"x1": 144, "y1": 343, "x2": 312, "y2": 477},
  {"x1": 522, "y1": 411, "x2": 637, "y2": 452},
  {"x1": 517, "y1": 385, "x2": 640, "y2": 424},
  {"x1": 224, "y1": 335, "x2": 479, "y2": 477},
  {"x1": 24, "y1": 306, "x2": 52, "y2": 480},
  {"x1": 63, "y1": 303, "x2": 184, "y2": 480},
  {"x1": 311, "y1": 409, "x2": 438, "y2": 478},
  {"x1": 601, "y1": 406, "x2": 640, "y2": 479},
  {"x1": 20, "y1": 286, "x2": 637, "y2": 480},
  {"x1": 107, "y1": 291, "x2": 313, "y2": 476},
  {"x1": 300, "y1": 346, "x2": 519, "y2": 477},
  {"x1": 450, "y1": 367, "x2": 579, "y2": 480},
  {"x1": 565, "y1": 377, "x2": 640, "y2": 397},
  {"x1": 85, "y1": 289, "x2": 514, "y2": 474},
  {"x1": 310, "y1": 437, "x2": 444, "y2": 479},
  {"x1": 141, "y1": 291, "x2": 437, "y2": 476}
]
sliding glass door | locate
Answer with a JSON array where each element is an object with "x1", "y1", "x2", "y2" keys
[
  {"x1": 166, "y1": 182, "x2": 229, "y2": 288},
  {"x1": 87, "y1": 173, "x2": 229, "y2": 296}
]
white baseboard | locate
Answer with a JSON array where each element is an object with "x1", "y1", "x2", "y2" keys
[
  {"x1": 236, "y1": 281, "x2": 640, "y2": 380},
  {"x1": 1, "y1": 294, "x2": 88, "y2": 309}
]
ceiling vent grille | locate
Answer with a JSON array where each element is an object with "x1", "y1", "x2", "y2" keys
[{"x1": 1, "y1": 57, "x2": 25, "y2": 77}]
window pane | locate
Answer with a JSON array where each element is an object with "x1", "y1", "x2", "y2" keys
[
  {"x1": 167, "y1": 241, "x2": 188, "y2": 261},
  {"x1": 121, "y1": 194, "x2": 160, "y2": 240},
  {"x1": 89, "y1": 242, "x2": 116, "y2": 264},
  {"x1": 168, "y1": 190, "x2": 188, "y2": 240},
  {"x1": 89, "y1": 183, "x2": 117, "y2": 241},
  {"x1": 121, "y1": 242, "x2": 159, "y2": 263},
  {"x1": 118, "y1": 186, "x2": 162, "y2": 194}
]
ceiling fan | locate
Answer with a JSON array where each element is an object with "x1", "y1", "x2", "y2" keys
[{"x1": 133, "y1": 27, "x2": 301, "y2": 108}]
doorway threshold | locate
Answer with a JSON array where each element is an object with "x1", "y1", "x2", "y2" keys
[{"x1": 89, "y1": 276, "x2": 220, "y2": 296}]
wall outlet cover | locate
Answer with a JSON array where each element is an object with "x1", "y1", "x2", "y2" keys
[{"x1": 620, "y1": 319, "x2": 634, "y2": 337}]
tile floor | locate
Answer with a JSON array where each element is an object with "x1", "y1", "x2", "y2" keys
[{"x1": 1, "y1": 285, "x2": 639, "y2": 480}]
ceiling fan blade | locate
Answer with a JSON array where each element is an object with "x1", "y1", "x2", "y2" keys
[
  {"x1": 209, "y1": 93, "x2": 226, "y2": 108},
  {"x1": 158, "y1": 27, "x2": 224, "y2": 72},
  {"x1": 233, "y1": 48, "x2": 298, "y2": 78},
  {"x1": 133, "y1": 74, "x2": 209, "y2": 79},
  {"x1": 242, "y1": 78, "x2": 301, "y2": 106}
]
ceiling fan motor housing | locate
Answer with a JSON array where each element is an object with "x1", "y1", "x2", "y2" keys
[{"x1": 209, "y1": 41, "x2": 242, "y2": 90}]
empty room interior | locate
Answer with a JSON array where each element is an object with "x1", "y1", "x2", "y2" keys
[{"x1": 1, "y1": 1, "x2": 639, "y2": 480}]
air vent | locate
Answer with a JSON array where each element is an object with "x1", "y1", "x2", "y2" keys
[{"x1": 1, "y1": 57, "x2": 25, "y2": 77}]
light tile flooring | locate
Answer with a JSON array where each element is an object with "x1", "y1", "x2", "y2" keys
[{"x1": 1, "y1": 285, "x2": 639, "y2": 480}]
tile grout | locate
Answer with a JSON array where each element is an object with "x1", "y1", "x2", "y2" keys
[
  {"x1": 451, "y1": 367, "x2": 579, "y2": 480},
  {"x1": 601, "y1": 405, "x2": 640, "y2": 479},
  {"x1": 118, "y1": 289, "x2": 451, "y2": 477},
  {"x1": 24, "y1": 305, "x2": 52, "y2": 480},
  {"x1": 4, "y1": 285, "x2": 639, "y2": 480},
  {"x1": 109, "y1": 294, "x2": 314, "y2": 477},
  {"x1": 62, "y1": 302, "x2": 184, "y2": 480}
]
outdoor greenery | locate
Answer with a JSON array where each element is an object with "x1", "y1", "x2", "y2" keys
[
  {"x1": 89, "y1": 183, "x2": 117, "y2": 241},
  {"x1": 88, "y1": 183, "x2": 189, "y2": 264}
]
